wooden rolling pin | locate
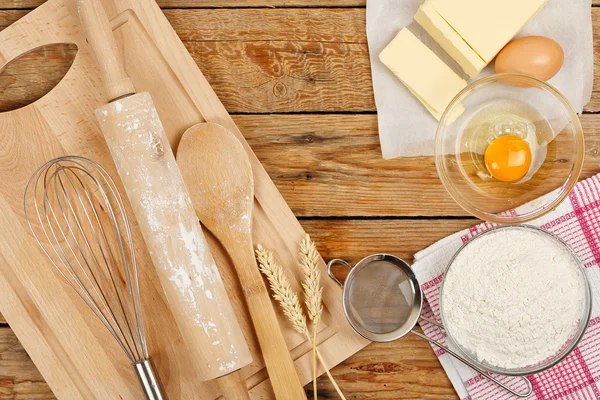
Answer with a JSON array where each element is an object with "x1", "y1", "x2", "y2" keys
[{"x1": 77, "y1": 1, "x2": 252, "y2": 397}]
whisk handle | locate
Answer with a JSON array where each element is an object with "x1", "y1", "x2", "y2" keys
[{"x1": 134, "y1": 359, "x2": 166, "y2": 400}]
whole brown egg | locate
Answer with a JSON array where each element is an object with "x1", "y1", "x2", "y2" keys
[{"x1": 495, "y1": 36, "x2": 564, "y2": 81}]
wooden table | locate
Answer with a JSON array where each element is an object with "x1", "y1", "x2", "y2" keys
[{"x1": 0, "y1": 1, "x2": 598, "y2": 398}]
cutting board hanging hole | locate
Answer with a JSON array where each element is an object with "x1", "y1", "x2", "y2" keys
[{"x1": 0, "y1": 43, "x2": 77, "y2": 113}]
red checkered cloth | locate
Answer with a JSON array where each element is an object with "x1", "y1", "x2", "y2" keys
[{"x1": 412, "y1": 175, "x2": 600, "y2": 400}]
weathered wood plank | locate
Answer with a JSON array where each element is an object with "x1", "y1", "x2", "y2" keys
[
  {"x1": 237, "y1": 113, "x2": 461, "y2": 217},
  {"x1": 0, "y1": 8, "x2": 367, "y2": 39},
  {"x1": 168, "y1": 8, "x2": 365, "y2": 42},
  {"x1": 0, "y1": 313, "x2": 5, "y2": 324},
  {"x1": 303, "y1": 218, "x2": 475, "y2": 264},
  {"x1": 313, "y1": 327, "x2": 457, "y2": 400},
  {"x1": 1, "y1": 0, "x2": 598, "y2": 11},
  {"x1": 236, "y1": 113, "x2": 600, "y2": 216},
  {"x1": 0, "y1": 327, "x2": 55, "y2": 399},
  {"x1": 0, "y1": 10, "x2": 25, "y2": 28},
  {"x1": 0, "y1": 0, "x2": 366, "y2": 9},
  {"x1": 584, "y1": 8, "x2": 600, "y2": 111},
  {"x1": 4, "y1": 8, "x2": 600, "y2": 113},
  {"x1": 188, "y1": 41, "x2": 373, "y2": 113},
  {"x1": 170, "y1": 8, "x2": 368, "y2": 113}
]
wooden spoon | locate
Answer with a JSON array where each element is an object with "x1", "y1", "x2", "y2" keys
[{"x1": 176, "y1": 123, "x2": 307, "y2": 400}]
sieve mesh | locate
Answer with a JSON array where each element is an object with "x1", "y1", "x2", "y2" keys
[{"x1": 346, "y1": 260, "x2": 414, "y2": 334}]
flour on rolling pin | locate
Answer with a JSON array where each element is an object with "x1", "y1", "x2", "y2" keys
[{"x1": 96, "y1": 92, "x2": 252, "y2": 380}]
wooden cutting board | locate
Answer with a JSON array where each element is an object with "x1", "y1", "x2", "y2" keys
[{"x1": 0, "y1": 1, "x2": 369, "y2": 398}]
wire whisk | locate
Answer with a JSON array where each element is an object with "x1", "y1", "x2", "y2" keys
[{"x1": 24, "y1": 156, "x2": 164, "y2": 400}]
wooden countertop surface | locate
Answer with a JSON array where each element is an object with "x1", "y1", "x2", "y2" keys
[{"x1": 1, "y1": 1, "x2": 599, "y2": 398}]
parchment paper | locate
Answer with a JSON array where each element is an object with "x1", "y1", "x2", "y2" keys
[{"x1": 367, "y1": 0, "x2": 594, "y2": 159}]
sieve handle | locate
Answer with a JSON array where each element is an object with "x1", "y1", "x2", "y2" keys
[
  {"x1": 412, "y1": 318, "x2": 533, "y2": 398},
  {"x1": 327, "y1": 259, "x2": 353, "y2": 287}
]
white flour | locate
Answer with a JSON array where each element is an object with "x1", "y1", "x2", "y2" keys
[{"x1": 442, "y1": 228, "x2": 586, "y2": 369}]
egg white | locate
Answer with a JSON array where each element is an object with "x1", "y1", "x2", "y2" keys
[{"x1": 514, "y1": 116, "x2": 547, "y2": 184}]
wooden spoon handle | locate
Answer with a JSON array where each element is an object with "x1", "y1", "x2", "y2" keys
[
  {"x1": 231, "y1": 245, "x2": 307, "y2": 400},
  {"x1": 77, "y1": 0, "x2": 135, "y2": 101}
]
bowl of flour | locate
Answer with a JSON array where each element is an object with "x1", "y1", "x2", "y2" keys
[{"x1": 440, "y1": 225, "x2": 591, "y2": 375}]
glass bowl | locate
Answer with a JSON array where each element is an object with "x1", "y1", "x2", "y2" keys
[
  {"x1": 435, "y1": 74, "x2": 584, "y2": 223},
  {"x1": 440, "y1": 225, "x2": 592, "y2": 376}
]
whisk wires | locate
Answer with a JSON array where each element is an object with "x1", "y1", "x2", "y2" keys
[{"x1": 24, "y1": 156, "x2": 148, "y2": 364}]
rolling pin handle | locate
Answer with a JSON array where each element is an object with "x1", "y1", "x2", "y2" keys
[
  {"x1": 215, "y1": 370, "x2": 251, "y2": 400},
  {"x1": 77, "y1": 0, "x2": 136, "y2": 101}
]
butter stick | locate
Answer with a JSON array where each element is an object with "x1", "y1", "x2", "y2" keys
[
  {"x1": 415, "y1": 1, "x2": 486, "y2": 78},
  {"x1": 422, "y1": 0, "x2": 547, "y2": 66},
  {"x1": 379, "y1": 28, "x2": 467, "y2": 121}
]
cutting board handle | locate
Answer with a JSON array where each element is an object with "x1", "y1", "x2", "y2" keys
[{"x1": 77, "y1": 0, "x2": 135, "y2": 101}]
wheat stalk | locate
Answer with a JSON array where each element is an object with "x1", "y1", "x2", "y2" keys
[
  {"x1": 256, "y1": 245, "x2": 308, "y2": 335},
  {"x1": 299, "y1": 235, "x2": 323, "y2": 399},
  {"x1": 256, "y1": 245, "x2": 346, "y2": 400},
  {"x1": 300, "y1": 235, "x2": 323, "y2": 324}
]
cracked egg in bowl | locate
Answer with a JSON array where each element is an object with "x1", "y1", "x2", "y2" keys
[{"x1": 435, "y1": 74, "x2": 584, "y2": 224}]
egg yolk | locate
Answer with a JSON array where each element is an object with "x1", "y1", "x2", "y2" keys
[{"x1": 484, "y1": 135, "x2": 532, "y2": 182}]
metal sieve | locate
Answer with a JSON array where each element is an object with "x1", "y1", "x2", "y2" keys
[{"x1": 327, "y1": 254, "x2": 533, "y2": 398}]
